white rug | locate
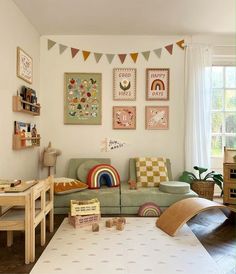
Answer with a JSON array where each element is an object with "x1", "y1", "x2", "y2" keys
[{"x1": 30, "y1": 218, "x2": 220, "y2": 274}]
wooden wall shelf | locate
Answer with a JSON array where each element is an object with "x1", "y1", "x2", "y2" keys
[
  {"x1": 12, "y1": 96, "x2": 40, "y2": 116},
  {"x1": 13, "y1": 134, "x2": 41, "y2": 150}
]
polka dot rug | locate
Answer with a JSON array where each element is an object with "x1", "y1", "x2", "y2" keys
[{"x1": 30, "y1": 218, "x2": 220, "y2": 274}]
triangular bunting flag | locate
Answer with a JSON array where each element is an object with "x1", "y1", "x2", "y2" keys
[
  {"x1": 59, "y1": 44, "x2": 67, "y2": 54},
  {"x1": 82, "y1": 50, "x2": 91, "y2": 61},
  {"x1": 165, "y1": 44, "x2": 173, "y2": 55},
  {"x1": 48, "y1": 39, "x2": 56, "y2": 50},
  {"x1": 176, "y1": 39, "x2": 185, "y2": 50},
  {"x1": 106, "y1": 54, "x2": 115, "y2": 64},
  {"x1": 71, "y1": 48, "x2": 79, "y2": 58},
  {"x1": 153, "y1": 48, "x2": 162, "y2": 58},
  {"x1": 130, "y1": 53, "x2": 138, "y2": 63},
  {"x1": 142, "y1": 51, "x2": 150, "y2": 61},
  {"x1": 118, "y1": 54, "x2": 127, "y2": 64},
  {"x1": 94, "y1": 53, "x2": 103, "y2": 63}
]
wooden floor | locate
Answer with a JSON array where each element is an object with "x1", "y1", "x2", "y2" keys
[{"x1": 0, "y1": 210, "x2": 235, "y2": 274}]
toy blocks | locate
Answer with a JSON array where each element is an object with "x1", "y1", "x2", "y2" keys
[
  {"x1": 105, "y1": 219, "x2": 113, "y2": 228},
  {"x1": 105, "y1": 217, "x2": 126, "y2": 231},
  {"x1": 92, "y1": 223, "x2": 99, "y2": 232}
]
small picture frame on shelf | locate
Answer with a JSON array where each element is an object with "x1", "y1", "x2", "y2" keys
[
  {"x1": 17, "y1": 47, "x2": 33, "y2": 84},
  {"x1": 145, "y1": 106, "x2": 169, "y2": 130},
  {"x1": 113, "y1": 68, "x2": 136, "y2": 101},
  {"x1": 146, "y1": 68, "x2": 169, "y2": 100},
  {"x1": 113, "y1": 106, "x2": 136, "y2": 129}
]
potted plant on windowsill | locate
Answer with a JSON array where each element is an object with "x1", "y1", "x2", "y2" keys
[{"x1": 179, "y1": 166, "x2": 223, "y2": 200}]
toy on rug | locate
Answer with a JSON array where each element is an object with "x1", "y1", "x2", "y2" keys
[
  {"x1": 116, "y1": 221, "x2": 124, "y2": 231},
  {"x1": 92, "y1": 223, "x2": 99, "y2": 232},
  {"x1": 105, "y1": 217, "x2": 126, "y2": 231},
  {"x1": 128, "y1": 180, "x2": 137, "y2": 190},
  {"x1": 87, "y1": 164, "x2": 120, "y2": 189},
  {"x1": 138, "y1": 202, "x2": 162, "y2": 217},
  {"x1": 105, "y1": 219, "x2": 113, "y2": 228},
  {"x1": 68, "y1": 198, "x2": 101, "y2": 228}
]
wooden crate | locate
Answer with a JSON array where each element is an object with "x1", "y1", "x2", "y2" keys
[
  {"x1": 70, "y1": 198, "x2": 100, "y2": 216},
  {"x1": 68, "y1": 213, "x2": 101, "y2": 228}
]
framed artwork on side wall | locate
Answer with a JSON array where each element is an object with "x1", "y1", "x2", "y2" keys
[
  {"x1": 146, "y1": 68, "x2": 169, "y2": 100},
  {"x1": 113, "y1": 106, "x2": 136, "y2": 129},
  {"x1": 64, "y1": 73, "x2": 102, "y2": 125},
  {"x1": 17, "y1": 47, "x2": 33, "y2": 84},
  {"x1": 113, "y1": 68, "x2": 136, "y2": 100},
  {"x1": 145, "y1": 106, "x2": 169, "y2": 130}
]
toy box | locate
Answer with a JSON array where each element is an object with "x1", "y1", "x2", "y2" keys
[
  {"x1": 68, "y1": 213, "x2": 101, "y2": 228},
  {"x1": 70, "y1": 198, "x2": 100, "y2": 216}
]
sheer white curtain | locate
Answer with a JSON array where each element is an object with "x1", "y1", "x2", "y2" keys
[{"x1": 184, "y1": 44, "x2": 212, "y2": 171}]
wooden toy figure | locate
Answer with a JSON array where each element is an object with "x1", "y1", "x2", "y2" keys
[
  {"x1": 129, "y1": 180, "x2": 137, "y2": 190},
  {"x1": 92, "y1": 223, "x2": 99, "y2": 232},
  {"x1": 105, "y1": 219, "x2": 113, "y2": 228},
  {"x1": 116, "y1": 222, "x2": 124, "y2": 231}
]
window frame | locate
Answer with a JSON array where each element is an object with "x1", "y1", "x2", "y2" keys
[{"x1": 211, "y1": 65, "x2": 236, "y2": 158}]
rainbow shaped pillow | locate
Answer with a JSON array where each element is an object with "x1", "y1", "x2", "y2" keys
[
  {"x1": 138, "y1": 202, "x2": 162, "y2": 217},
  {"x1": 87, "y1": 164, "x2": 120, "y2": 189}
]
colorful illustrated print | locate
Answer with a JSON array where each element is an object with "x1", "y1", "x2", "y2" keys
[
  {"x1": 64, "y1": 73, "x2": 102, "y2": 124},
  {"x1": 17, "y1": 47, "x2": 33, "y2": 84},
  {"x1": 145, "y1": 106, "x2": 169, "y2": 130},
  {"x1": 146, "y1": 69, "x2": 169, "y2": 100},
  {"x1": 113, "y1": 68, "x2": 136, "y2": 100},
  {"x1": 113, "y1": 106, "x2": 136, "y2": 129}
]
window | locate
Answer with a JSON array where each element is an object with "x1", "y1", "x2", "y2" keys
[{"x1": 211, "y1": 66, "x2": 236, "y2": 157}]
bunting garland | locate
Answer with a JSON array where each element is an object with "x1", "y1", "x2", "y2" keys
[
  {"x1": 118, "y1": 54, "x2": 127, "y2": 64},
  {"x1": 142, "y1": 51, "x2": 150, "y2": 61},
  {"x1": 47, "y1": 39, "x2": 185, "y2": 64},
  {"x1": 130, "y1": 52, "x2": 138, "y2": 63},
  {"x1": 82, "y1": 50, "x2": 91, "y2": 61},
  {"x1": 71, "y1": 48, "x2": 79, "y2": 58},
  {"x1": 153, "y1": 48, "x2": 162, "y2": 58},
  {"x1": 59, "y1": 44, "x2": 67, "y2": 54}
]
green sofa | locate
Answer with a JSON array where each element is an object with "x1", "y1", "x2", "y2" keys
[
  {"x1": 120, "y1": 159, "x2": 198, "y2": 214},
  {"x1": 54, "y1": 158, "x2": 198, "y2": 215}
]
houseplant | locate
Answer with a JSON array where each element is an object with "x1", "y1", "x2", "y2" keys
[{"x1": 179, "y1": 166, "x2": 223, "y2": 200}]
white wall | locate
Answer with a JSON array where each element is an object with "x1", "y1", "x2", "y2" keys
[
  {"x1": 0, "y1": 0, "x2": 40, "y2": 180},
  {"x1": 40, "y1": 35, "x2": 186, "y2": 180}
]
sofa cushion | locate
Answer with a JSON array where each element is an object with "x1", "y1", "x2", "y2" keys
[
  {"x1": 67, "y1": 158, "x2": 111, "y2": 180},
  {"x1": 159, "y1": 181, "x2": 190, "y2": 194},
  {"x1": 54, "y1": 177, "x2": 88, "y2": 195},
  {"x1": 120, "y1": 182, "x2": 198, "y2": 208},
  {"x1": 77, "y1": 160, "x2": 100, "y2": 182},
  {"x1": 135, "y1": 157, "x2": 169, "y2": 187}
]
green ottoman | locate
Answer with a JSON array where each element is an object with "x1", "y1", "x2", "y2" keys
[{"x1": 159, "y1": 181, "x2": 190, "y2": 194}]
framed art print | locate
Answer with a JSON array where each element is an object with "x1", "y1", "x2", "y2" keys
[
  {"x1": 146, "y1": 68, "x2": 169, "y2": 100},
  {"x1": 17, "y1": 47, "x2": 33, "y2": 84},
  {"x1": 113, "y1": 68, "x2": 136, "y2": 100},
  {"x1": 113, "y1": 106, "x2": 136, "y2": 129},
  {"x1": 145, "y1": 106, "x2": 169, "y2": 130},
  {"x1": 64, "y1": 73, "x2": 102, "y2": 125}
]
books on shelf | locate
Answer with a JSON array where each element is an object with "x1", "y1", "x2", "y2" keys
[
  {"x1": 14, "y1": 121, "x2": 38, "y2": 147},
  {"x1": 20, "y1": 86, "x2": 38, "y2": 112}
]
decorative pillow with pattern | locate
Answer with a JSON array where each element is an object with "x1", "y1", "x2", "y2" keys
[
  {"x1": 54, "y1": 177, "x2": 88, "y2": 195},
  {"x1": 135, "y1": 157, "x2": 169, "y2": 187}
]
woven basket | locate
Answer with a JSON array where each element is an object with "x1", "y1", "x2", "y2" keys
[{"x1": 191, "y1": 180, "x2": 215, "y2": 200}]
